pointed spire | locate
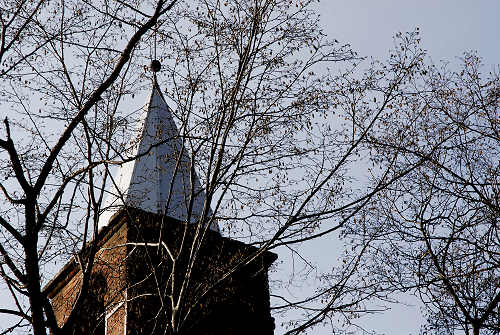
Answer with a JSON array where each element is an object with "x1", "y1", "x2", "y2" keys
[{"x1": 99, "y1": 79, "x2": 218, "y2": 232}]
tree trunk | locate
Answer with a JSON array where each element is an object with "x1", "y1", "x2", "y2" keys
[
  {"x1": 25, "y1": 243, "x2": 47, "y2": 335},
  {"x1": 25, "y1": 202, "x2": 47, "y2": 335},
  {"x1": 472, "y1": 323, "x2": 480, "y2": 335}
]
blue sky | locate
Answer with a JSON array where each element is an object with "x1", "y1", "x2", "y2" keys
[{"x1": 319, "y1": 0, "x2": 500, "y2": 67}]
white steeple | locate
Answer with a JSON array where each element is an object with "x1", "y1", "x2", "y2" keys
[{"x1": 98, "y1": 79, "x2": 218, "y2": 232}]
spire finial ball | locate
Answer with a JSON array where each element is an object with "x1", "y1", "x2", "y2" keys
[{"x1": 150, "y1": 59, "x2": 161, "y2": 72}]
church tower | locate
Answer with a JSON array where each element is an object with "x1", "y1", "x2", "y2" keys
[{"x1": 44, "y1": 74, "x2": 276, "y2": 334}]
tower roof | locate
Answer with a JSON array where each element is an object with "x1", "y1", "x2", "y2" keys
[{"x1": 98, "y1": 79, "x2": 218, "y2": 232}]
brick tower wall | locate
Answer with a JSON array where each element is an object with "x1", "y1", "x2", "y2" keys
[
  {"x1": 124, "y1": 209, "x2": 276, "y2": 335},
  {"x1": 45, "y1": 208, "x2": 277, "y2": 335},
  {"x1": 46, "y1": 220, "x2": 128, "y2": 334}
]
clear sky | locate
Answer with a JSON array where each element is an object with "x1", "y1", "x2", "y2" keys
[
  {"x1": 319, "y1": 0, "x2": 500, "y2": 67},
  {"x1": 294, "y1": 1, "x2": 500, "y2": 334}
]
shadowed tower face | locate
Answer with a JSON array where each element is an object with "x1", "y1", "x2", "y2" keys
[
  {"x1": 98, "y1": 81, "x2": 218, "y2": 231},
  {"x1": 45, "y1": 79, "x2": 276, "y2": 335}
]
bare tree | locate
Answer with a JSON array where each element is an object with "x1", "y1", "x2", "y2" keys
[
  {"x1": 133, "y1": 4, "x2": 439, "y2": 333},
  {"x1": 345, "y1": 33, "x2": 500, "y2": 335},
  {"x1": 0, "y1": 0, "x2": 179, "y2": 334},
  {"x1": 0, "y1": 1, "x2": 432, "y2": 334}
]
